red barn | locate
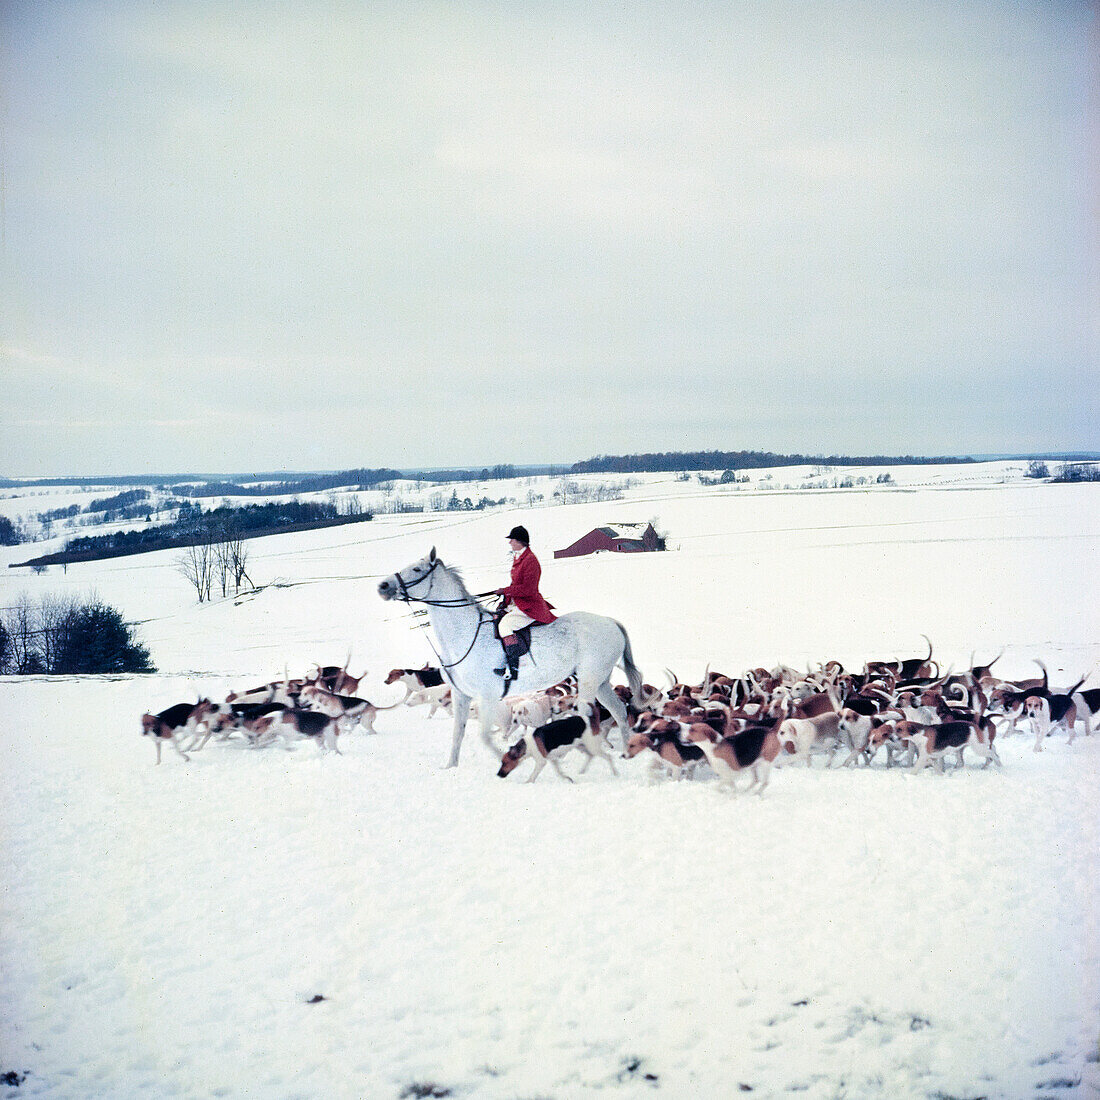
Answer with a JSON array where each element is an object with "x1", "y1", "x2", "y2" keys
[{"x1": 554, "y1": 522, "x2": 661, "y2": 559}]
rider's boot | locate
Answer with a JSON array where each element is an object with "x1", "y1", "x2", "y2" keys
[{"x1": 494, "y1": 637, "x2": 522, "y2": 680}]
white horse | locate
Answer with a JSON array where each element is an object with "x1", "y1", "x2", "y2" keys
[{"x1": 378, "y1": 548, "x2": 648, "y2": 768}]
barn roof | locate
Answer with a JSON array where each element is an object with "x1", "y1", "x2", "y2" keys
[{"x1": 600, "y1": 522, "x2": 650, "y2": 539}]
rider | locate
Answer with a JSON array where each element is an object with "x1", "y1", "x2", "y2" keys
[{"x1": 493, "y1": 526, "x2": 556, "y2": 680}]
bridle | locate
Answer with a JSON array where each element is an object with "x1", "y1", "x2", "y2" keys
[
  {"x1": 390, "y1": 557, "x2": 497, "y2": 673},
  {"x1": 392, "y1": 557, "x2": 487, "y2": 609},
  {"x1": 391, "y1": 556, "x2": 441, "y2": 603}
]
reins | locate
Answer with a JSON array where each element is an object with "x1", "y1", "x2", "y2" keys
[{"x1": 391, "y1": 558, "x2": 498, "y2": 675}]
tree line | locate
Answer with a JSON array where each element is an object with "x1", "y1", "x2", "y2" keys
[
  {"x1": 169, "y1": 468, "x2": 403, "y2": 497},
  {"x1": 567, "y1": 450, "x2": 976, "y2": 475},
  {"x1": 13, "y1": 499, "x2": 374, "y2": 568}
]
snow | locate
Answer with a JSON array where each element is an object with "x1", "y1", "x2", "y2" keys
[{"x1": 1, "y1": 463, "x2": 1098, "y2": 1099}]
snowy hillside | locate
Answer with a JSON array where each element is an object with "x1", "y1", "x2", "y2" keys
[{"x1": 1, "y1": 462, "x2": 1098, "y2": 1099}]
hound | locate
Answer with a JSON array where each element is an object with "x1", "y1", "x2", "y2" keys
[
  {"x1": 967, "y1": 650, "x2": 1005, "y2": 691},
  {"x1": 225, "y1": 676, "x2": 305, "y2": 709},
  {"x1": 212, "y1": 700, "x2": 288, "y2": 740},
  {"x1": 894, "y1": 719, "x2": 1001, "y2": 773},
  {"x1": 311, "y1": 662, "x2": 367, "y2": 696},
  {"x1": 553, "y1": 692, "x2": 647, "y2": 748},
  {"x1": 384, "y1": 665, "x2": 446, "y2": 691},
  {"x1": 504, "y1": 692, "x2": 556, "y2": 737},
  {"x1": 867, "y1": 635, "x2": 939, "y2": 682},
  {"x1": 241, "y1": 707, "x2": 343, "y2": 752},
  {"x1": 835, "y1": 708, "x2": 888, "y2": 767},
  {"x1": 987, "y1": 667, "x2": 1051, "y2": 736},
  {"x1": 795, "y1": 686, "x2": 840, "y2": 718},
  {"x1": 384, "y1": 666, "x2": 451, "y2": 715},
  {"x1": 889, "y1": 690, "x2": 939, "y2": 725},
  {"x1": 839, "y1": 693, "x2": 881, "y2": 719},
  {"x1": 627, "y1": 712, "x2": 711, "y2": 779},
  {"x1": 140, "y1": 699, "x2": 218, "y2": 764},
  {"x1": 545, "y1": 676, "x2": 579, "y2": 699},
  {"x1": 867, "y1": 720, "x2": 914, "y2": 768},
  {"x1": 1025, "y1": 677, "x2": 1085, "y2": 749},
  {"x1": 298, "y1": 682, "x2": 408, "y2": 735},
  {"x1": 184, "y1": 699, "x2": 242, "y2": 750},
  {"x1": 660, "y1": 695, "x2": 707, "y2": 721},
  {"x1": 625, "y1": 730, "x2": 707, "y2": 780},
  {"x1": 1072, "y1": 687, "x2": 1100, "y2": 738},
  {"x1": 496, "y1": 706, "x2": 617, "y2": 782},
  {"x1": 683, "y1": 722, "x2": 782, "y2": 794},
  {"x1": 787, "y1": 677, "x2": 835, "y2": 706},
  {"x1": 404, "y1": 686, "x2": 453, "y2": 717},
  {"x1": 776, "y1": 712, "x2": 842, "y2": 766},
  {"x1": 613, "y1": 682, "x2": 665, "y2": 720}
]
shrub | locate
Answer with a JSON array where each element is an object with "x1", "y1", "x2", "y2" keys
[
  {"x1": 52, "y1": 598, "x2": 155, "y2": 674},
  {"x1": 1025, "y1": 460, "x2": 1050, "y2": 479}
]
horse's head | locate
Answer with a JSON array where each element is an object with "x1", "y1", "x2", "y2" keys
[{"x1": 377, "y1": 547, "x2": 439, "y2": 602}]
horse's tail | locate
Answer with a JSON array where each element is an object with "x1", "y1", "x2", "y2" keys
[{"x1": 613, "y1": 620, "x2": 646, "y2": 707}]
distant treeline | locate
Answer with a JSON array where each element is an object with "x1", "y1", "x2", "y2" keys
[
  {"x1": 1, "y1": 474, "x2": 217, "y2": 489},
  {"x1": 12, "y1": 500, "x2": 373, "y2": 568},
  {"x1": 1, "y1": 465, "x2": 531, "y2": 491},
  {"x1": 402, "y1": 464, "x2": 523, "y2": 484},
  {"x1": 88, "y1": 488, "x2": 151, "y2": 511},
  {"x1": 38, "y1": 489, "x2": 154, "y2": 527},
  {"x1": 568, "y1": 450, "x2": 976, "y2": 475},
  {"x1": 170, "y1": 468, "x2": 403, "y2": 497},
  {"x1": 6, "y1": 454, "x2": 1100, "y2": 491}
]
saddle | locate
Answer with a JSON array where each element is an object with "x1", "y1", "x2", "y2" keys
[{"x1": 492, "y1": 614, "x2": 533, "y2": 659}]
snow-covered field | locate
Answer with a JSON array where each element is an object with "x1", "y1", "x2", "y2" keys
[{"x1": 2, "y1": 464, "x2": 1098, "y2": 1099}]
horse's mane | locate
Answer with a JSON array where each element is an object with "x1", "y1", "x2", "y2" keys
[{"x1": 438, "y1": 559, "x2": 475, "y2": 602}]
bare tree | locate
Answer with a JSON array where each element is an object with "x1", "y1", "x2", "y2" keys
[
  {"x1": 176, "y1": 539, "x2": 215, "y2": 602},
  {"x1": 38, "y1": 592, "x2": 76, "y2": 672},
  {"x1": 554, "y1": 478, "x2": 576, "y2": 504},
  {"x1": 0, "y1": 617, "x2": 11, "y2": 674},
  {"x1": 4, "y1": 593, "x2": 42, "y2": 673},
  {"x1": 213, "y1": 535, "x2": 232, "y2": 597},
  {"x1": 226, "y1": 529, "x2": 252, "y2": 593},
  {"x1": 210, "y1": 523, "x2": 237, "y2": 598},
  {"x1": 206, "y1": 520, "x2": 253, "y2": 596}
]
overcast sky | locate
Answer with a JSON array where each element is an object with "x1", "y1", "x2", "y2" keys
[{"x1": 1, "y1": 1, "x2": 1096, "y2": 476}]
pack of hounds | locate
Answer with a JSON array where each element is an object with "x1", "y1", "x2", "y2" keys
[
  {"x1": 141, "y1": 640, "x2": 1098, "y2": 792},
  {"x1": 140, "y1": 662, "x2": 396, "y2": 763}
]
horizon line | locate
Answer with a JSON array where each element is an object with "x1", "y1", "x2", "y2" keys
[{"x1": 3, "y1": 450, "x2": 1100, "y2": 486}]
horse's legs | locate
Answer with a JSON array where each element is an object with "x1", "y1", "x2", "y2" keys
[
  {"x1": 582, "y1": 731, "x2": 619, "y2": 777},
  {"x1": 446, "y1": 691, "x2": 471, "y2": 768},
  {"x1": 594, "y1": 680, "x2": 631, "y2": 753},
  {"x1": 477, "y1": 697, "x2": 506, "y2": 756}
]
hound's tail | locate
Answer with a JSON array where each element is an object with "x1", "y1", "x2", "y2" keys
[
  {"x1": 1066, "y1": 674, "x2": 1088, "y2": 698},
  {"x1": 374, "y1": 684, "x2": 412, "y2": 710},
  {"x1": 614, "y1": 620, "x2": 647, "y2": 708}
]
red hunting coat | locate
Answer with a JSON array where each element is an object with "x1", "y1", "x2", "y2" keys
[{"x1": 496, "y1": 547, "x2": 556, "y2": 623}]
